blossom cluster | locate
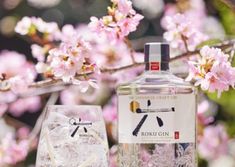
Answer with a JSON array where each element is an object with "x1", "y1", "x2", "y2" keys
[
  {"x1": 161, "y1": 0, "x2": 206, "y2": 29},
  {"x1": 36, "y1": 37, "x2": 100, "y2": 90},
  {"x1": 0, "y1": 51, "x2": 41, "y2": 117},
  {"x1": 162, "y1": 13, "x2": 208, "y2": 52},
  {"x1": 0, "y1": 127, "x2": 31, "y2": 166},
  {"x1": 15, "y1": 17, "x2": 101, "y2": 92},
  {"x1": 198, "y1": 124, "x2": 228, "y2": 161},
  {"x1": 0, "y1": 51, "x2": 36, "y2": 93},
  {"x1": 161, "y1": 0, "x2": 225, "y2": 39},
  {"x1": 89, "y1": 0, "x2": 144, "y2": 41},
  {"x1": 75, "y1": 24, "x2": 136, "y2": 69},
  {"x1": 15, "y1": 16, "x2": 59, "y2": 41},
  {"x1": 186, "y1": 46, "x2": 235, "y2": 96},
  {"x1": 14, "y1": 0, "x2": 145, "y2": 93}
]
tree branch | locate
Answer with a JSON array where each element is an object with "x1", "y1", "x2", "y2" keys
[
  {"x1": 221, "y1": 0, "x2": 235, "y2": 13},
  {"x1": 29, "y1": 41, "x2": 234, "y2": 88},
  {"x1": 169, "y1": 41, "x2": 234, "y2": 62},
  {"x1": 0, "y1": 41, "x2": 234, "y2": 99}
]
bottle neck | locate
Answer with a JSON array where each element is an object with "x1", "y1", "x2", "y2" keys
[{"x1": 144, "y1": 43, "x2": 170, "y2": 72}]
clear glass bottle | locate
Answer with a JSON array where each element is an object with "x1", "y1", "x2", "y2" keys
[{"x1": 117, "y1": 43, "x2": 197, "y2": 167}]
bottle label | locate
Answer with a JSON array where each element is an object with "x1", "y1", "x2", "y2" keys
[{"x1": 118, "y1": 94, "x2": 196, "y2": 144}]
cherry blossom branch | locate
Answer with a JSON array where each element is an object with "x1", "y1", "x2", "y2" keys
[
  {"x1": 101, "y1": 62, "x2": 144, "y2": 73},
  {"x1": 30, "y1": 34, "x2": 49, "y2": 46},
  {"x1": 0, "y1": 40, "x2": 234, "y2": 99},
  {"x1": 169, "y1": 41, "x2": 234, "y2": 62},
  {"x1": 30, "y1": 34, "x2": 56, "y2": 50},
  {"x1": 4, "y1": 115, "x2": 30, "y2": 129},
  {"x1": 28, "y1": 40, "x2": 234, "y2": 88},
  {"x1": 181, "y1": 35, "x2": 189, "y2": 52}
]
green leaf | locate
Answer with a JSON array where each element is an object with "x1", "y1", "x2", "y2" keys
[
  {"x1": 196, "y1": 39, "x2": 222, "y2": 49},
  {"x1": 207, "y1": 89, "x2": 235, "y2": 117},
  {"x1": 198, "y1": 157, "x2": 208, "y2": 167},
  {"x1": 213, "y1": 0, "x2": 235, "y2": 35},
  {"x1": 224, "y1": 120, "x2": 235, "y2": 138}
]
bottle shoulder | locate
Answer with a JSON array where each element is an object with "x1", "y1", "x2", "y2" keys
[{"x1": 117, "y1": 71, "x2": 196, "y2": 95}]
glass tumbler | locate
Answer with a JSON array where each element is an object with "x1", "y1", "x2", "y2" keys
[{"x1": 36, "y1": 105, "x2": 109, "y2": 167}]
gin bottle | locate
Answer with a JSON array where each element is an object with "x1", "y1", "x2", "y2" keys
[{"x1": 117, "y1": 43, "x2": 197, "y2": 167}]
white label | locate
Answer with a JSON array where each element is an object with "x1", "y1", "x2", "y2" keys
[{"x1": 118, "y1": 94, "x2": 196, "y2": 144}]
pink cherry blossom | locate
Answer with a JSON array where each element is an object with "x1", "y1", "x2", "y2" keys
[
  {"x1": 17, "y1": 127, "x2": 30, "y2": 140},
  {"x1": 72, "y1": 79, "x2": 99, "y2": 93},
  {"x1": 109, "y1": 145, "x2": 118, "y2": 167},
  {"x1": 60, "y1": 82, "x2": 103, "y2": 105},
  {"x1": 37, "y1": 35, "x2": 100, "y2": 92},
  {"x1": 49, "y1": 53, "x2": 78, "y2": 82},
  {"x1": 89, "y1": 0, "x2": 143, "y2": 41},
  {"x1": 198, "y1": 124, "x2": 228, "y2": 160},
  {"x1": 0, "y1": 51, "x2": 41, "y2": 116},
  {"x1": 0, "y1": 92, "x2": 17, "y2": 104},
  {"x1": 0, "y1": 50, "x2": 37, "y2": 94},
  {"x1": 35, "y1": 62, "x2": 49, "y2": 73},
  {"x1": 31, "y1": 44, "x2": 46, "y2": 62},
  {"x1": 76, "y1": 24, "x2": 144, "y2": 73},
  {"x1": 15, "y1": 16, "x2": 60, "y2": 40},
  {"x1": 161, "y1": 0, "x2": 225, "y2": 39},
  {"x1": 186, "y1": 46, "x2": 235, "y2": 97},
  {"x1": 9, "y1": 74, "x2": 33, "y2": 94},
  {"x1": 0, "y1": 133, "x2": 29, "y2": 165},
  {"x1": 92, "y1": 40, "x2": 132, "y2": 68},
  {"x1": 117, "y1": 14, "x2": 144, "y2": 38},
  {"x1": 197, "y1": 100, "x2": 215, "y2": 125},
  {"x1": 76, "y1": 24, "x2": 133, "y2": 68},
  {"x1": 15, "y1": 17, "x2": 32, "y2": 35},
  {"x1": 47, "y1": 39, "x2": 91, "y2": 82},
  {"x1": 103, "y1": 96, "x2": 117, "y2": 122},
  {"x1": 72, "y1": 24, "x2": 143, "y2": 90},
  {"x1": 9, "y1": 96, "x2": 41, "y2": 117},
  {"x1": 59, "y1": 24, "x2": 79, "y2": 42},
  {"x1": 161, "y1": 0, "x2": 206, "y2": 30},
  {"x1": 88, "y1": 17, "x2": 105, "y2": 34},
  {"x1": 162, "y1": 13, "x2": 207, "y2": 52},
  {"x1": 113, "y1": 0, "x2": 135, "y2": 15},
  {"x1": 0, "y1": 93, "x2": 41, "y2": 117},
  {"x1": 60, "y1": 86, "x2": 82, "y2": 105},
  {"x1": 0, "y1": 51, "x2": 33, "y2": 76}
]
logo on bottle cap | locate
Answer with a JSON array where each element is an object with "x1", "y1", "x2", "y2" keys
[{"x1": 150, "y1": 62, "x2": 160, "y2": 71}]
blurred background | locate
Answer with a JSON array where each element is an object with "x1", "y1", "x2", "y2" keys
[{"x1": 0, "y1": 0, "x2": 235, "y2": 167}]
